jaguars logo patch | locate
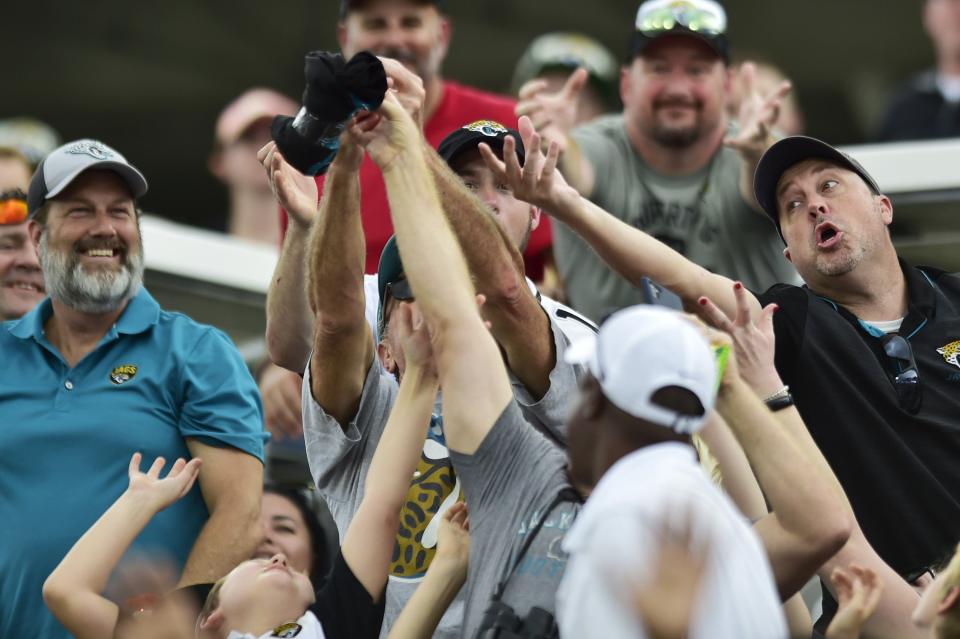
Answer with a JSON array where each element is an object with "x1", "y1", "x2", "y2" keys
[
  {"x1": 390, "y1": 417, "x2": 461, "y2": 581},
  {"x1": 937, "y1": 340, "x2": 960, "y2": 370},
  {"x1": 64, "y1": 140, "x2": 114, "y2": 160},
  {"x1": 463, "y1": 120, "x2": 509, "y2": 137},
  {"x1": 270, "y1": 623, "x2": 302, "y2": 638},
  {"x1": 109, "y1": 364, "x2": 138, "y2": 385}
]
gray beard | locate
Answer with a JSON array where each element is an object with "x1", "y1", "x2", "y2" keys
[{"x1": 39, "y1": 234, "x2": 144, "y2": 314}]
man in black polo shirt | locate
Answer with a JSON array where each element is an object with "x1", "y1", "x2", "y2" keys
[{"x1": 478, "y1": 125, "x2": 960, "y2": 620}]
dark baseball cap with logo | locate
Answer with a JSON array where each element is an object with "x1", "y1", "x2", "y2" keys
[
  {"x1": 437, "y1": 120, "x2": 526, "y2": 168},
  {"x1": 754, "y1": 135, "x2": 881, "y2": 240},
  {"x1": 339, "y1": 0, "x2": 444, "y2": 20},
  {"x1": 27, "y1": 139, "x2": 148, "y2": 218},
  {"x1": 630, "y1": 0, "x2": 730, "y2": 64}
]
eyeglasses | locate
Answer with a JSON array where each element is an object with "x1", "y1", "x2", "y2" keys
[
  {"x1": 635, "y1": 0, "x2": 728, "y2": 36},
  {"x1": 880, "y1": 334, "x2": 921, "y2": 411},
  {"x1": 0, "y1": 190, "x2": 28, "y2": 225}
]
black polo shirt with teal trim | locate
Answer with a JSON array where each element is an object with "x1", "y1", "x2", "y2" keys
[{"x1": 758, "y1": 261, "x2": 960, "y2": 579}]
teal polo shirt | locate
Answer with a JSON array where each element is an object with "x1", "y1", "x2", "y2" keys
[{"x1": 0, "y1": 288, "x2": 267, "y2": 639}]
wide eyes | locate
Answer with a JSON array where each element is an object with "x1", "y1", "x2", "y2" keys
[{"x1": 822, "y1": 179, "x2": 838, "y2": 192}]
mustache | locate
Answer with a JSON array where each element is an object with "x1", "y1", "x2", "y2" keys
[
  {"x1": 73, "y1": 239, "x2": 127, "y2": 252},
  {"x1": 373, "y1": 48, "x2": 418, "y2": 67},
  {"x1": 653, "y1": 97, "x2": 702, "y2": 110}
]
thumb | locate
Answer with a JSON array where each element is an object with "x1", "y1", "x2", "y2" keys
[{"x1": 563, "y1": 67, "x2": 590, "y2": 99}]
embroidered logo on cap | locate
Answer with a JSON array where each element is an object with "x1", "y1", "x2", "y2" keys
[
  {"x1": 64, "y1": 141, "x2": 114, "y2": 160},
  {"x1": 463, "y1": 120, "x2": 508, "y2": 137},
  {"x1": 270, "y1": 623, "x2": 302, "y2": 638},
  {"x1": 937, "y1": 340, "x2": 960, "y2": 370},
  {"x1": 109, "y1": 364, "x2": 138, "y2": 385}
]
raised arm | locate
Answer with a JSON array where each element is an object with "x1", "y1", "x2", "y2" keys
[
  {"x1": 515, "y1": 68, "x2": 595, "y2": 196},
  {"x1": 723, "y1": 62, "x2": 792, "y2": 213},
  {"x1": 259, "y1": 142, "x2": 320, "y2": 373},
  {"x1": 341, "y1": 302, "x2": 440, "y2": 600},
  {"x1": 389, "y1": 503, "x2": 471, "y2": 639},
  {"x1": 700, "y1": 285, "x2": 925, "y2": 639},
  {"x1": 43, "y1": 454, "x2": 202, "y2": 639},
  {"x1": 354, "y1": 93, "x2": 513, "y2": 455},
  {"x1": 424, "y1": 146, "x2": 555, "y2": 398},
  {"x1": 289, "y1": 138, "x2": 376, "y2": 427},
  {"x1": 479, "y1": 116, "x2": 759, "y2": 323}
]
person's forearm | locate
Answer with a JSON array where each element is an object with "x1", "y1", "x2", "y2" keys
[
  {"x1": 266, "y1": 222, "x2": 314, "y2": 373},
  {"x1": 388, "y1": 557, "x2": 467, "y2": 639},
  {"x1": 426, "y1": 145, "x2": 525, "y2": 291},
  {"x1": 364, "y1": 363, "x2": 438, "y2": 509},
  {"x1": 306, "y1": 158, "x2": 367, "y2": 333},
  {"x1": 550, "y1": 192, "x2": 753, "y2": 320},
  {"x1": 44, "y1": 491, "x2": 156, "y2": 622},
  {"x1": 384, "y1": 149, "x2": 478, "y2": 327},
  {"x1": 425, "y1": 145, "x2": 554, "y2": 398},
  {"x1": 697, "y1": 412, "x2": 767, "y2": 520},
  {"x1": 178, "y1": 501, "x2": 260, "y2": 586},
  {"x1": 717, "y1": 379, "x2": 851, "y2": 595},
  {"x1": 558, "y1": 136, "x2": 594, "y2": 197}
]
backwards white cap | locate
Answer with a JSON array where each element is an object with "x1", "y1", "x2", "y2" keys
[{"x1": 565, "y1": 305, "x2": 718, "y2": 434}]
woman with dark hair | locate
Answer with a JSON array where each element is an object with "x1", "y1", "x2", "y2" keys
[{"x1": 255, "y1": 485, "x2": 332, "y2": 592}]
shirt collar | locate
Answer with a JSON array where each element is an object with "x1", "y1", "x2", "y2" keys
[{"x1": 5, "y1": 287, "x2": 160, "y2": 341}]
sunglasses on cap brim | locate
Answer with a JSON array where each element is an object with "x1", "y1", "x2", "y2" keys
[
  {"x1": 0, "y1": 191, "x2": 28, "y2": 225},
  {"x1": 635, "y1": 0, "x2": 727, "y2": 37},
  {"x1": 385, "y1": 278, "x2": 414, "y2": 304}
]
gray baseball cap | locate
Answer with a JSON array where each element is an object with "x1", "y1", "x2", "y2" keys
[{"x1": 27, "y1": 139, "x2": 148, "y2": 217}]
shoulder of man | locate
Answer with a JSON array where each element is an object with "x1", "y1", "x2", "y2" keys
[{"x1": 537, "y1": 292, "x2": 598, "y2": 343}]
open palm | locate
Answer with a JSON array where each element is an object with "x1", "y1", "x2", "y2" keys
[{"x1": 126, "y1": 452, "x2": 202, "y2": 512}]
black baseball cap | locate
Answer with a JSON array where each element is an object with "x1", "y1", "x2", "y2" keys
[
  {"x1": 27, "y1": 139, "x2": 148, "y2": 218},
  {"x1": 754, "y1": 136, "x2": 881, "y2": 240},
  {"x1": 437, "y1": 120, "x2": 526, "y2": 168},
  {"x1": 629, "y1": 0, "x2": 730, "y2": 64},
  {"x1": 339, "y1": 0, "x2": 444, "y2": 20}
]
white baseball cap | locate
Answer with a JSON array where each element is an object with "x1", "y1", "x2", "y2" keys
[
  {"x1": 27, "y1": 139, "x2": 148, "y2": 217},
  {"x1": 564, "y1": 305, "x2": 717, "y2": 434}
]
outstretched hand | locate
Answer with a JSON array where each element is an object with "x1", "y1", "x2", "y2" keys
[
  {"x1": 348, "y1": 91, "x2": 422, "y2": 171},
  {"x1": 825, "y1": 564, "x2": 884, "y2": 639},
  {"x1": 126, "y1": 452, "x2": 202, "y2": 513},
  {"x1": 724, "y1": 61, "x2": 792, "y2": 161},
  {"x1": 477, "y1": 115, "x2": 579, "y2": 212},
  {"x1": 515, "y1": 67, "x2": 588, "y2": 152},
  {"x1": 395, "y1": 301, "x2": 437, "y2": 380},
  {"x1": 257, "y1": 141, "x2": 321, "y2": 229},
  {"x1": 697, "y1": 282, "x2": 783, "y2": 398}
]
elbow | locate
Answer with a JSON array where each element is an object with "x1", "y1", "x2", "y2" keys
[
  {"x1": 42, "y1": 576, "x2": 68, "y2": 612},
  {"x1": 809, "y1": 510, "x2": 853, "y2": 567},
  {"x1": 480, "y1": 270, "x2": 527, "y2": 316}
]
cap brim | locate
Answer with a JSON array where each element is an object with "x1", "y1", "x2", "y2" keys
[
  {"x1": 45, "y1": 160, "x2": 149, "y2": 202},
  {"x1": 438, "y1": 131, "x2": 525, "y2": 168},
  {"x1": 753, "y1": 136, "x2": 879, "y2": 229}
]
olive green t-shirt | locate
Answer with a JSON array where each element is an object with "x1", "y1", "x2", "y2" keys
[{"x1": 558, "y1": 114, "x2": 799, "y2": 321}]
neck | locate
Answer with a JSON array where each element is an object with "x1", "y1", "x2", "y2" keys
[
  {"x1": 46, "y1": 299, "x2": 126, "y2": 367},
  {"x1": 228, "y1": 187, "x2": 281, "y2": 246},
  {"x1": 625, "y1": 115, "x2": 725, "y2": 176},
  {"x1": 937, "y1": 49, "x2": 960, "y2": 77},
  {"x1": 222, "y1": 606, "x2": 299, "y2": 638},
  {"x1": 422, "y1": 74, "x2": 445, "y2": 123},
  {"x1": 808, "y1": 248, "x2": 908, "y2": 321}
]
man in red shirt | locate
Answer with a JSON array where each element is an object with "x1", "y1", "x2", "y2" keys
[{"x1": 278, "y1": 0, "x2": 550, "y2": 278}]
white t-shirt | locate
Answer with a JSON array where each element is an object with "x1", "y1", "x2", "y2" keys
[{"x1": 557, "y1": 443, "x2": 787, "y2": 639}]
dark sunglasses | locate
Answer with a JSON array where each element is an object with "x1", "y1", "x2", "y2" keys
[
  {"x1": 880, "y1": 334, "x2": 921, "y2": 412},
  {"x1": 635, "y1": 0, "x2": 727, "y2": 37}
]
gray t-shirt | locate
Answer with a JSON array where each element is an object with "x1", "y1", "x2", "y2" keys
[
  {"x1": 562, "y1": 114, "x2": 799, "y2": 321},
  {"x1": 302, "y1": 310, "x2": 586, "y2": 638},
  {"x1": 449, "y1": 400, "x2": 579, "y2": 639}
]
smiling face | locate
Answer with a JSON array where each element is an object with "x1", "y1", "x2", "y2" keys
[
  {"x1": 31, "y1": 170, "x2": 144, "y2": 314},
  {"x1": 622, "y1": 35, "x2": 728, "y2": 148},
  {"x1": 776, "y1": 159, "x2": 892, "y2": 282},
  {"x1": 338, "y1": 0, "x2": 450, "y2": 86},
  {"x1": 254, "y1": 493, "x2": 315, "y2": 577},
  {"x1": 0, "y1": 222, "x2": 45, "y2": 320}
]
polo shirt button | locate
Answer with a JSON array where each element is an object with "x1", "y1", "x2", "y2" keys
[{"x1": 64, "y1": 380, "x2": 74, "y2": 390}]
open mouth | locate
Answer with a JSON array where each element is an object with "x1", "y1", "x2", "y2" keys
[{"x1": 815, "y1": 222, "x2": 843, "y2": 249}]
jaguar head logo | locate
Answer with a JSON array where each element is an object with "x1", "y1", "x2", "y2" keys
[{"x1": 937, "y1": 340, "x2": 960, "y2": 370}]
